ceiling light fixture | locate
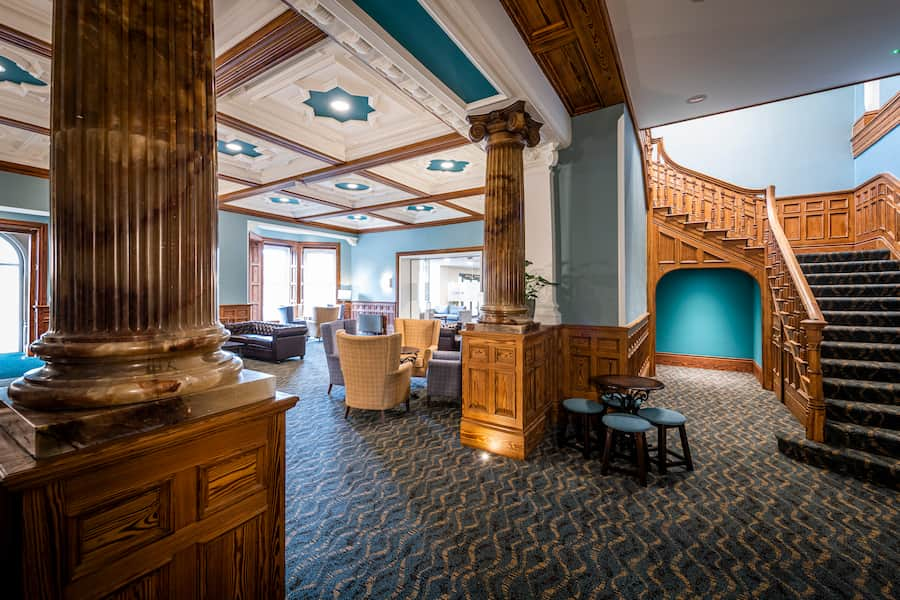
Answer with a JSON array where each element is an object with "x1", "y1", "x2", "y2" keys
[
  {"x1": 440, "y1": 161, "x2": 455, "y2": 169},
  {"x1": 893, "y1": 48, "x2": 900, "y2": 55},
  {"x1": 345, "y1": 183, "x2": 360, "y2": 189},
  {"x1": 347, "y1": 214, "x2": 368, "y2": 221},
  {"x1": 225, "y1": 142, "x2": 242, "y2": 151},
  {"x1": 686, "y1": 94, "x2": 707, "y2": 104},
  {"x1": 330, "y1": 99, "x2": 351, "y2": 112},
  {"x1": 0, "y1": 65, "x2": 5, "y2": 73}
]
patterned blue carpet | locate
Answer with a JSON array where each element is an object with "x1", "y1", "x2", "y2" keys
[{"x1": 245, "y1": 342, "x2": 898, "y2": 599}]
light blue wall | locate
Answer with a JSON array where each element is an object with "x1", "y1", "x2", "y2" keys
[
  {"x1": 656, "y1": 268, "x2": 761, "y2": 362},
  {"x1": 854, "y1": 127, "x2": 900, "y2": 185},
  {"x1": 623, "y1": 107, "x2": 647, "y2": 324},
  {"x1": 351, "y1": 221, "x2": 483, "y2": 301},
  {"x1": 652, "y1": 87, "x2": 855, "y2": 196},
  {"x1": 0, "y1": 171, "x2": 50, "y2": 215},
  {"x1": 555, "y1": 103, "x2": 623, "y2": 326},
  {"x1": 218, "y1": 210, "x2": 354, "y2": 305}
]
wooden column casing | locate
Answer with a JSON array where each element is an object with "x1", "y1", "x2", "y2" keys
[
  {"x1": 9, "y1": 0, "x2": 241, "y2": 409},
  {"x1": 468, "y1": 101, "x2": 542, "y2": 330}
]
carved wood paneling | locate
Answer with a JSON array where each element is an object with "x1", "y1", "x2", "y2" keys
[
  {"x1": 855, "y1": 173, "x2": 900, "y2": 258},
  {"x1": 219, "y1": 304, "x2": 252, "y2": 324},
  {"x1": 775, "y1": 192, "x2": 855, "y2": 251},
  {"x1": 851, "y1": 91, "x2": 900, "y2": 157},
  {"x1": 500, "y1": 0, "x2": 626, "y2": 116}
]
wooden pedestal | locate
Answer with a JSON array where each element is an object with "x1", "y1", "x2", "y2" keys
[
  {"x1": 0, "y1": 375, "x2": 297, "y2": 599},
  {"x1": 460, "y1": 326, "x2": 557, "y2": 460}
]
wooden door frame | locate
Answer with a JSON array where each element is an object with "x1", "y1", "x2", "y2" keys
[
  {"x1": 255, "y1": 237, "x2": 341, "y2": 312},
  {"x1": 394, "y1": 246, "x2": 483, "y2": 303},
  {"x1": 0, "y1": 217, "x2": 48, "y2": 348}
]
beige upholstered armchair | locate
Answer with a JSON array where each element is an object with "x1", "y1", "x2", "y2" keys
[
  {"x1": 308, "y1": 305, "x2": 341, "y2": 339},
  {"x1": 394, "y1": 318, "x2": 441, "y2": 377},
  {"x1": 336, "y1": 331, "x2": 412, "y2": 419}
]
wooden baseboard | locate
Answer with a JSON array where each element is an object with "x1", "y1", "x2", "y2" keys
[
  {"x1": 655, "y1": 352, "x2": 755, "y2": 373},
  {"x1": 753, "y1": 361, "x2": 763, "y2": 385}
]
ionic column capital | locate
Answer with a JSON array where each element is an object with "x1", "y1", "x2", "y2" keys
[{"x1": 468, "y1": 100, "x2": 542, "y2": 148}]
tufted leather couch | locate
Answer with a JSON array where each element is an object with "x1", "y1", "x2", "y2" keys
[{"x1": 227, "y1": 321, "x2": 308, "y2": 362}]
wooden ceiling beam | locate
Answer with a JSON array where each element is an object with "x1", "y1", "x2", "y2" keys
[
  {"x1": 300, "y1": 187, "x2": 484, "y2": 220},
  {"x1": 365, "y1": 212, "x2": 414, "y2": 226},
  {"x1": 360, "y1": 215, "x2": 483, "y2": 234},
  {"x1": 0, "y1": 23, "x2": 51, "y2": 57},
  {"x1": 358, "y1": 170, "x2": 426, "y2": 196},
  {"x1": 215, "y1": 10, "x2": 327, "y2": 97},
  {"x1": 0, "y1": 115, "x2": 50, "y2": 136},
  {"x1": 216, "y1": 112, "x2": 340, "y2": 165},
  {"x1": 0, "y1": 160, "x2": 49, "y2": 179},
  {"x1": 436, "y1": 200, "x2": 481, "y2": 216}
]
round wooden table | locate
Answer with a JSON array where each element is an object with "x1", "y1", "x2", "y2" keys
[{"x1": 589, "y1": 374, "x2": 664, "y2": 413}]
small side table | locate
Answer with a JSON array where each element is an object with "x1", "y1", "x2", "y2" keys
[{"x1": 589, "y1": 375, "x2": 664, "y2": 414}]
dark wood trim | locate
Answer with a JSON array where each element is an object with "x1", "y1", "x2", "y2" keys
[
  {"x1": 215, "y1": 10, "x2": 327, "y2": 97},
  {"x1": 302, "y1": 187, "x2": 485, "y2": 220},
  {"x1": 0, "y1": 217, "x2": 48, "y2": 349},
  {"x1": 366, "y1": 211, "x2": 414, "y2": 226},
  {"x1": 394, "y1": 245, "x2": 483, "y2": 303},
  {"x1": 280, "y1": 189, "x2": 349, "y2": 210},
  {"x1": 0, "y1": 23, "x2": 51, "y2": 58},
  {"x1": 362, "y1": 215, "x2": 483, "y2": 234},
  {"x1": 300, "y1": 133, "x2": 469, "y2": 183},
  {"x1": 753, "y1": 361, "x2": 763, "y2": 386},
  {"x1": 0, "y1": 115, "x2": 50, "y2": 136},
  {"x1": 0, "y1": 160, "x2": 49, "y2": 179},
  {"x1": 655, "y1": 352, "x2": 755, "y2": 373},
  {"x1": 216, "y1": 112, "x2": 340, "y2": 165},
  {"x1": 218, "y1": 173, "x2": 258, "y2": 187},
  {"x1": 219, "y1": 180, "x2": 298, "y2": 203},
  {"x1": 851, "y1": 91, "x2": 900, "y2": 157},
  {"x1": 217, "y1": 203, "x2": 301, "y2": 224},
  {"x1": 437, "y1": 200, "x2": 482, "y2": 216},
  {"x1": 358, "y1": 170, "x2": 425, "y2": 196}
]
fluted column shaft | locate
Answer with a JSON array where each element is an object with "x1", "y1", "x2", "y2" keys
[
  {"x1": 10, "y1": 0, "x2": 241, "y2": 409},
  {"x1": 468, "y1": 101, "x2": 542, "y2": 326}
]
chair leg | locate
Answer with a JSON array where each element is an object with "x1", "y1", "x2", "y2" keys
[
  {"x1": 557, "y1": 409, "x2": 568, "y2": 448},
  {"x1": 405, "y1": 395, "x2": 411, "y2": 412},
  {"x1": 582, "y1": 415, "x2": 591, "y2": 459},
  {"x1": 635, "y1": 433, "x2": 648, "y2": 487},
  {"x1": 344, "y1": 405, "x2": 350, "y2": 419},
  {"x1": 328, "y1": 384, "x2": 333, "y2": 395},
  {"x1": 601, "y1": 428, "x2": 614, "y2": 475},
  {"x1": 657, "y1": 425, "x2": 668, "y2": 475},
  {"x1": 380, "y1": 410, "x2": 385, "y2": 423},
  {"x1": 679, "y1": 425, "x2": 694, "y2": 471}
]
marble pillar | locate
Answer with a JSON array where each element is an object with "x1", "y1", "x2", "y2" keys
[
  {"x1": 468, "y1": 101, "x2": 542, "y2": 331},
  {"x1": 524, "y1": 143, "x2": 561, "y2": 325},
  {"x1": 9, "y1": 0, "x2": 242, "y2": 410}
]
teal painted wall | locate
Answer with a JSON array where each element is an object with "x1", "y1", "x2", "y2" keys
[
  {"x1": 623, "y1": 107, "x2": 647, "y2": 324},
  {"x1": 556, "y1": 103, "x2": 623, "y2": 326},
  {"x1": 350, "y1": 221, "x2": 483, "y2": 301},
  {"x1": 656, "y1": 268, "x2": 761, "y2": 362},
  {"x1": 218, "y1": 210, "x2": 354, "y2": 305},
  {"x1": 652, "y1": 87, "x2": 855, "y2": 196}
]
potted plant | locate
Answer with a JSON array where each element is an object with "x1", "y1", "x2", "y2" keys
[{"x1": 525, "y1": 260, "x2": 558, "y2": 318}]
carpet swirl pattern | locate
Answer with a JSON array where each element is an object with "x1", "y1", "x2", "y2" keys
[{"x1": 245, "y1": 343, "x2": 898, "y2": 599}]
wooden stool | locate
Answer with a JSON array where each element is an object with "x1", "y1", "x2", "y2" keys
[
  {"x1": 638, "y1": 407, "x2": 694, "y2": 475},
  {"x1": 600, "y1": 413, "x2": 653, "y2": 486},
  {"x1": 558, "y1": 398, "x2": 605, "y2": 458}
]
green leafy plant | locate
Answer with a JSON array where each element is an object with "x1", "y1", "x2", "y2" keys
[{"x1": 525, "y1": 260, "x2": 558, "y2": 302}]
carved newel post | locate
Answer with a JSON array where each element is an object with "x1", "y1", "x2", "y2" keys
[
  {"x1": 468, "y1": 101, "x2": 542, "y2": 331},
  {"x1": 9, "y1": 0, "x2": 242, "y2": 409}
]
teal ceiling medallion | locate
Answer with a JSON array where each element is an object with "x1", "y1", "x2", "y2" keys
[
  {"x1": 270, "y1": 196, "x2": 300, "y2": 205},
  {"x1": 352, "y1": 0, "x2": 497, "y2": 103},
  {"x1": 347, "y1": 214, "x2": 368, "y2": 221},
  {"x1": 0, "y1": 56, "x2": 47, "y2": 87},
  {"x1": 335, "y1": 182, "x2": 370, "y2": 191},
  {"x1": 427, "y1": 159, "x2": 469, "y2": 172},
  {"x1": 217, "y1": 139, "x2": 262, "y2": 158},
  {"x1": 304, "y1": 87, "x2": 375, "y2": 123},
  {"x1": 407, "y1": 204, "x2": 434, "y2": 212}
]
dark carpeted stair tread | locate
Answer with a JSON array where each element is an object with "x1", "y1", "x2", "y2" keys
[
  {"x1": 823, "y1": 377, "x2": 899, "y2": 404},
  {"x1": 825, "y1": 422, "x2": 900, "y2": 458},
  {"x1": 810, "y1": 283, "x2": 899, "y2": 298},
  {"x1": 821, "y1": 311, "x2": 900, "y2": 327},
  {"x1": 821, "y1": 341, "x2": 900, "y2": 363},
  {"x1": 823, "y1": 326, "x2": 900, "y2": 344},
  {"x1": 801, "y1": 260, "x2": 900, "y2": 274},
  {"x1": 826, "y1": 398, "x2": 900, "y2": 430},
  {"x1": 776, "y1": 430, "x2": 900, "y2": 489},
  {"x1": 805, "y1": 271, "x2": 900, "y2": 285},
  {"x1": 822, "y1": 358, "x2": 900, "y2": 383},
  {"x1": 796, "y1": 249, "x2": 891, "y2": 264},
  {"x1": 817, "y1": 297, "x2": 900, "y2": 311}
]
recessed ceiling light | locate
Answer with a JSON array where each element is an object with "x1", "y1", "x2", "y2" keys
[
  {"x1": 346, "y1": 183, "x2": 360, "y2": 189},
  {"x1": 893, "y1": 48, "x2": 900, "y2": 55},
  {"x1": 330, "y1": 99, "x2": 351, "y2": 112},
  {"x1": 407, "y1": 204, "x2": 434, "y2": 212},
  {"x1": 0, "y1": 65, "x2": 5, "y2": 73},
  {"x1": 686, "y1": 94, "x2": 707, "y2": 104},
  {"x1": 225, "y1": 142, "x2": 242, "y2": 151},
  {"x1": 440, "y1": 161, "x2": 455, "y2": 169},
  {"x1": 347, "y1": 214, "x2": 368, "y2": 221}
]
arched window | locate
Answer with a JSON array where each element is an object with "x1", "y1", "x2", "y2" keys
[{"x1": 0, "y1": 233, "x2": 25, "y2": 353}]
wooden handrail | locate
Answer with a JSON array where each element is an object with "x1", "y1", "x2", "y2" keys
[
  {"x1": 764, "y1": 186, "x2": 825, "y2": 324},
  {"x1": 651, "y1": 137, "x2": 767, "y2": 196}
]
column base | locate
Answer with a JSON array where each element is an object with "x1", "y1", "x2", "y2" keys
[{"x1": 0, "y1": 368, "x2": 272, "y2": 459}]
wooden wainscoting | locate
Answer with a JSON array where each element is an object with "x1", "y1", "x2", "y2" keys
[
  {"x1": 656, "y1": 352, "x2": 756, "y2": 373},
  {"x1": 560, "y1": 313, "x2": 652, "y2": 402},
  {"x1": 776, "y1": 192, "x2": 855, "y2": 253},
  {"x1": 855, "y1": 173, "x2": 900, "y2": 258},
  {"x1": 219, "y1": 304, "x2": 252, "y2": 323}
]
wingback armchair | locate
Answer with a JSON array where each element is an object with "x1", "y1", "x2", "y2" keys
[
  {"x1": 308, "y1": 305, "x2": 341, "y2": 339},
  {"x1": 321, "y1": 319, "x2": 357, "y2": 394},
  {"x1": 336, "y1": 331, "x2": 412, "y2": 419},
  {"x1": 394, "y1": 318, "x2": 440, "y2": 377}
]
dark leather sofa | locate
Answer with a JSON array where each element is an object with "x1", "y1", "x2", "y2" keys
[{"x1": 227, "y1": 321, "x2": 308, "y2": 361}]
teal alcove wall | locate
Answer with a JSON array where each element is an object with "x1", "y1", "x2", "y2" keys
[{"x1": 656, "y1": 268, "x2": 762, "y2": 364}]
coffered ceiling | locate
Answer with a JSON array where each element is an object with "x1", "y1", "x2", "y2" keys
[{"x1": 0, "y1": 0, "x2": 520, "y2": 234}]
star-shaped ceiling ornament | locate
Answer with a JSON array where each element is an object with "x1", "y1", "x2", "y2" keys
[{"x1": 303, "y1": 87, "x2": 375, "y2": 123}]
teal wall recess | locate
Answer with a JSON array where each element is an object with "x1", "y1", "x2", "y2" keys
[
  {"x1": 0, "y1": 56, "x2": 46, "y2": 87},
  {"x1": 656, "y1": 268, "x2": 762, "y2": 363},
  {"x1": 352, "y1": 0, "x2": 497, "y2": 103},
  {"x1": 304, "y1": 87, "x2": 374, "y2": 123}
]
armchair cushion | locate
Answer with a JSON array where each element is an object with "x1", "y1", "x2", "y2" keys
[{"x1": 336, "y1": 331, "x2": 411, "y2": 412}]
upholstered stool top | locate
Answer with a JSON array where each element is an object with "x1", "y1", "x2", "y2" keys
[
  {"x1": 563, "y1": 397, "x2": 604, "y2": 415},
  {"x1": 602, "y1": 413, "x2": 653, "y2": 433},
  {"x1": 638, "y1": 407, "x2": 686, "y2": 427}
]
